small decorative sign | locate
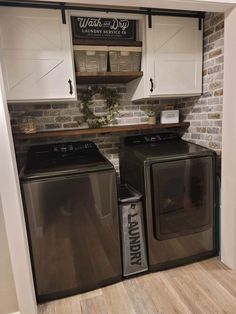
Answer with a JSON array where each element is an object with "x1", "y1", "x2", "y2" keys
[{"x1": 71, "y1": 16, "x2": 136, "y2": 41}]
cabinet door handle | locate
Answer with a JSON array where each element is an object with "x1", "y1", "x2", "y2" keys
[
  {"x1": 68, "y1": 79, "x2": 73, "y2": 95},
  {"x1": 150, "y1": 78, "x2": 154, "y2": 93}
]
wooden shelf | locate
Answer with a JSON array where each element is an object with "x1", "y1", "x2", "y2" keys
[
  {"x1": 76, "y1": 71, "x2": 143, "y2": 84},
  {"x1": 14, "y1": 122, "x2": 190, "y2": 139},
  {"x1": 73, "y1": 39, "x2": 142, "y2": 47}
]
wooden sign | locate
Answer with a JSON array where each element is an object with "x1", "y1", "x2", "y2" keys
[{"x1": 71, "y1": 16, "x2": 136, "y2": 41}]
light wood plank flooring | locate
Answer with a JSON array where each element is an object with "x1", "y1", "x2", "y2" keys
[{"x1": 38, "y1": 257, "x2": 236, "y2": 314}]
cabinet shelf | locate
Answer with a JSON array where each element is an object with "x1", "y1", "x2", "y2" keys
[
  {"x1": 73, "y1": 39, "x2": 142, "y2": 47},
  {"x1": 76, "y1": 71, "x2": 143, "y2": 84},
  {"x1": 14, "y1": 122, "x2": 190, "y2": 139}
]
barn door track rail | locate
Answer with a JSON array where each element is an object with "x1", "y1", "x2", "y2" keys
[{"x1": 0, "y1": 0, "x2": 205, "y2": 28}]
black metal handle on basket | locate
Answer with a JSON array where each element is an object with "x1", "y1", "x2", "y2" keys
[
  {"x1": 68, "y1": 79, "x2": 73, "y2": 95},
  {"x1": 150, "y1": 78, "x2": 154, "y2": 93}
]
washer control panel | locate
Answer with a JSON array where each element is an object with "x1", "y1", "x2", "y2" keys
[{"x1": 53, "y1": 142, "x2": 95, "y2": 153}]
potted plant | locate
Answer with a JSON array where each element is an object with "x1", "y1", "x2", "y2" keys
[{"x1": 146, "y1": 107, "x2": 157, "y2": 125}]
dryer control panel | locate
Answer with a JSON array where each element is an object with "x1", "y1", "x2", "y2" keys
[{"x1": 124, "y1": 133, "x2": 179, "y2": 145}]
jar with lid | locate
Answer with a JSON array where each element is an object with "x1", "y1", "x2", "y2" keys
[{"x1": 19, "y1": 116, "x2": 36, "y2": 134}]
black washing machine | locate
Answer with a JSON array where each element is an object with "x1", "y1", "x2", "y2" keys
[
  {"x1": 120, "y1": 133, "x2": 217, "y2": 271},
  {"x1": 21, "y1": 141, "x2": 122, "y2": 302}
]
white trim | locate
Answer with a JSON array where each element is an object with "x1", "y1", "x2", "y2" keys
[
  {"x1": 36, "y1": 0, "x2": 235, "y2": 12},
  {"x1": 221, "y1": 7, "x2": 236, "y2": 269},
  {"x1": 0, "y1": 63, "x2": 37, "y2": 313}
]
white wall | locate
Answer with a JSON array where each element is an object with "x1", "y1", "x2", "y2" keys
[
  {"x1": 221, "y1": 6, "x2": 236, "y2": 269},
  {"x1": 0, "y1": 196, "x2": 18, "y2": 314},
  {"x1": 0, "y1": 63, "x2": 37, "y2": 314}
]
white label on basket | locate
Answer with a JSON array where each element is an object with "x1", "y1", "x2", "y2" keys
[
  {"x1": 120, "y1": 51, "x2": 130, "y2": 57},
  {"x1": 86, "y1": 51, "x2": 96, "y2": 56}
]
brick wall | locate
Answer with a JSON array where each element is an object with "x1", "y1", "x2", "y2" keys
[
  {"x1": 9, "y1": 12, "x2": 223, "y2": 173},
  {"x1": 179, "y1": 12, "x2": 224, "y2": 155},
  {"x1": 9, "y1": 94, "x2": 176, "y2": 171}
]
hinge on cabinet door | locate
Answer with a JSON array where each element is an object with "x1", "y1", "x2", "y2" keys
[
  {"x1": 60, "y1": 3, "x2": 66, "y2": 24},
  {"x1": 198, "y1": 17, "x2": 202, "y2": 31},
  {"x1": 147, "y1": 9, "x2": 152, "y2": 28}
]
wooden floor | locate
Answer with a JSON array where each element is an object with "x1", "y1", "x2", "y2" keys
[{"x1": 38, "y1": 257, "x2": 236, "y2": 314}]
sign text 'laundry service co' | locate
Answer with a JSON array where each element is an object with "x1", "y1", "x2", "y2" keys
[{"x1": 71, "y1": 16, "x2": 136, "y2": 41}]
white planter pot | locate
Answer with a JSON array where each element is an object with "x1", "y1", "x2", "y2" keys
[{"x1": 148, "y1": 116, "x2": 156, "y2": 125}]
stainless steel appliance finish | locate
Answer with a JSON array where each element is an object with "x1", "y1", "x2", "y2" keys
[
  {"x1": 21, "y1": 141, "x2": 122, "y2": 302},
  {"x1": 120, "y1": 133, "x2": 217, "y2": 271}
]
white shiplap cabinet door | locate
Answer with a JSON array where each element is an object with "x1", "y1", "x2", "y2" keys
[
  {"x1": 146, "y1": 16, "x2": 202, "y2": 97},
  {"x1": 0, "y1": 7, "x2": 76, "y2": 102}
]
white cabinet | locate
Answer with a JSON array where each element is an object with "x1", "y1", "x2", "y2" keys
[
  {"x1": 147, "y1": 16, "x2": 202, "y2": 97},
  {"x1": 128, "y1": 16, "x2": 203, "y2": 100},
  {"x1": 0, "y1": 8, "x2": 76, "y2": 102}
]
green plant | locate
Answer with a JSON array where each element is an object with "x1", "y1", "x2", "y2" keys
[
  {"x1": 80, "y1": 86, "x2": 120, "y2": 128},
  {"x1": 145, "y1": 105, "x2": 157, "y2": 117},
  {"x1": 146, "y1": 110, "x2": 156, "y2": 117}
]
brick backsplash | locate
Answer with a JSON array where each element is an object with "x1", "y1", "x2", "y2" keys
[
  {"x1": 9, "y1": 94, "x2": 177, "y2": 172},
  {"x1": 9, "y1": 12, "x2": 223, "y2": 173},
  {"x1": 179, "y1": 12, "x2": 224, "y2": 156}
]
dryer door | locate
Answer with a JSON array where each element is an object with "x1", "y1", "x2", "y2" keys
[{"x1": 151, "y1": 156, "x2": 214, "y2": 240}]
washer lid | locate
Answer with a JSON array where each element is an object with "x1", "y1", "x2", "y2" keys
[{"x1": 21, "y1": 141, "x2": 113, "y2": 179}]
